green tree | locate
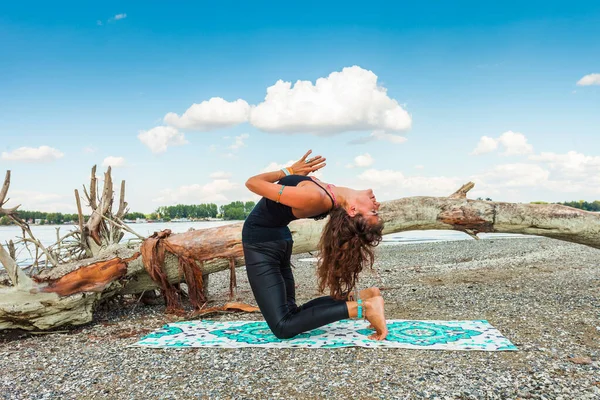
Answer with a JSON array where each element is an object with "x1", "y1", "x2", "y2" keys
[
  {"x1": 558, "y1": 200, "x2": 600, "y2": 211},
  {"x1": 124, "y1": 212, "x2": 146, "y2": 220}
]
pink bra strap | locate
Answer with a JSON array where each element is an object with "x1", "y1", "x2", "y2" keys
[
  {"x1": 326, "y1": 183, "x2": 337, "y2": 207},
  {"x1": 310, "y1": 176, "x2": 337, "y2": 208}
]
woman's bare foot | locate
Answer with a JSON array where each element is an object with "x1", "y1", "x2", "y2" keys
[
  {"x1": 359, "y1": 287, "x2": 380, "y2": 300},
  {"x1": 355, "y1": 287, "x2": 381, "y2": 329},
  {"x1": 349, "y1": 287, "x2": 380, "y2": 301},
  {"x1": 364, "y1": 295, "x2": 388, "y2": 340}
]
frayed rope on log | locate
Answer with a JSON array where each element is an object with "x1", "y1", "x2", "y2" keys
[
  {"x1": 141, "y1": 229, "x2": 241, "y2": 313},
  {"x1": 141, "y1": 229, "x2": 206, "y2": 313}
]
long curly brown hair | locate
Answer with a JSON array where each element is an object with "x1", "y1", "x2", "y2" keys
[{"x1": 317, "y1": 206, "x2": 384, "y2": 300}]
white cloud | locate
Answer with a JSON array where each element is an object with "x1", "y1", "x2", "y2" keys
[
  {"x1": 138, "y1": 126, "x2": 188, "y2": 154},
  {"x1": 8, "y1": 190, "x2": 75, "y2": 213},
  {"x1": 498, "y1": 131, "x2": 533, "y2": 155},
  {"x1": 249, "y1": 66, "x2": 411, "y2": 135},
  {"x1": 210, "y1": 171, "x2": 232, "y2": 179},
  {"x1": 1, "y1": 146, "x2": 64, "y2": 162},
  {"x1": 473, "y1": 163, "x2": 550, "y2": 187},
  {"x1": 164, "y1": 97, "x2": 250, "y2": 131},
  {"x1": 229, "y1": 133, "x2": 249, "y2": 150},
  {"x1": 102, "y1": 156, "x2": 126, "y2": 168},
  {"x1": 83, "y1": 146, "x2": 97, "y2": 154},
  {"x1": 347, "y1": 153, "x2": 374, "y2": 168},
  {"x1": 355, "y1": 147, "x2": 600, "y2": 202},
  {"x1": 357, "y1": 169, "x2": 463, "y2": 197},
  {"x1": 470, "y1": 136, "x2": 498, "y2": 155},
  {"x1": 153, "y1": 179, "x2": 238, "y2": 204},
  {"x1": 468, "y1": 159, "x2": 600, "y2": 201},
  {"x1": 99, "y1": 13, "x2": 127, "y2": 25},
  {"x1": 354, "y1": 153, "x2": 374, "y2": 167},
  {"x1": 414, "y1": 165, "x2": 424, "y2": 170},
  {"x1": 576, "y1": 73, "x2": 600, "y2": 86},
  {"x1": 261, "y1": 160, "x2": 296, "y2": 173},
  {"x1": 471, "y1": 131, "x2": 533, "y2": 156},
  {"x1": 529, "y1": 151, "x2": 600, "y2": 178}
]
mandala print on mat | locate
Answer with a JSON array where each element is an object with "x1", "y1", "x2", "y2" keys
[
  {"x1": 357, "y1": 321, "x2": 481, "y2": 346},
  {"x1": 134, "y1": 319, "x2": 517, "y2": 351},
  {"x1": 211, "y1": 321, "x2": 326, "y2": 344},
  {"x1": 142, "y1": 325, "x2": 184, "y2": 339}
]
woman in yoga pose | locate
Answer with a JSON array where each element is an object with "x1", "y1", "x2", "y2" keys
[{"x1": 242, "y1": 150, "x2": 388, "y2": 340}]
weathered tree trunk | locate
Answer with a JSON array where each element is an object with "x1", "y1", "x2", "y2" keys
[{"x1": 2, "y1": 181, "x2": 600, "y2": 330}]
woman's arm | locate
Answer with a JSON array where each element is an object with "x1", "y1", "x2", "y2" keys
[{"x1": 245, "y1": 150, "x2": 327, "y2": 209}]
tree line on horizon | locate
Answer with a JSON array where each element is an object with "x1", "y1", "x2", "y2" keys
[
  {"x1": 533, "y1": 200, "x2": 600, "y2": 212},
  {"x1": 0, "y1": 201, "x2": 258, "y2": 226},
  {"x1": 2, "y1": 198, "x2": 598, "y2": 227}
]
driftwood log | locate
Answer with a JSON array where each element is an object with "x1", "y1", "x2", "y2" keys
[{"x1": 1, "y1": 177, "x2": 599, "y2": 330}]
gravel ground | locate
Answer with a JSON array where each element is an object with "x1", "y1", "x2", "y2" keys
[{"x1": 1, "y1": 237, "x2": 599, "y2": 399}]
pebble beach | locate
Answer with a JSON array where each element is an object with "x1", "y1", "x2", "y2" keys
[{"x1": 1, "y1": 237, "x2": 599, "y2": 399}]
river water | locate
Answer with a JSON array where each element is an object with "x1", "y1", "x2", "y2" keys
[{"x1": 0, "y1": 221, "x2": 531, "y2": 266}]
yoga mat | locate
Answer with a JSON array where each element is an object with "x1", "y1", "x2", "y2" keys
[{"x1": 134, "y1": 319, "x2": 517, "y2": 351}]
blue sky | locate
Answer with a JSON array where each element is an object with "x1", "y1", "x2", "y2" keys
[{"x1": 1, "y1": 1, "x2": 599, "y2": 213}]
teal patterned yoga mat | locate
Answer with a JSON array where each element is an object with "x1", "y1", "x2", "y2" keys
[{"x1": 134, "y1": 319, "x2": 517, "y2": 351}]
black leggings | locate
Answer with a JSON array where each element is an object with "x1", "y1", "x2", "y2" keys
[{"x1": 243, "y1": 239, "x2": 349, "y2": 339}]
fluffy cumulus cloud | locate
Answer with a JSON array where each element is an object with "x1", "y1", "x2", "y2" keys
[
  {"x1": 138, "y1": 126, "x2": 188, "y2": 154},
  {"x1": 102, "y1": 156, "x2": 126, "y2": 168},
  {"x1": 1, "y1": 146, "x2": 64, "y2": 162},
  {"x1": 469, "y1": 146, "x2": 600, "y2": 200},
  {"x1": 249, "y1": 66, "x2": 411, "y2": 135},
  {"x1": 141, "y1": 66, "x2": 411, "y2": 153},
  {"x1": 471, "y1": 131, "x2": 533, "y2": 156},
  {"x1": 576, "y1": 73, "x2": 600, "y2": 86},
  {"x1": 470, "y1": 136, "x2": 498, "y2": 155},
  {"x1": 153, "y1": 179, "x2": 238, "y2": 204},
  {"x1": 498, "y1": 131, "x2": 534, "y2": 155},
  {"x1": 164, "y1": 98, "x2": 251, "y2": 131},
  {"x1": 529, "y1": 151, "x2": 600, "y2": 178},
  {"x1": 347, "y1": 153, "x2": 374, "y2": 168}
]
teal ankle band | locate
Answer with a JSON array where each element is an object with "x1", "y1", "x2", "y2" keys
[{"x1": 357, "y1": 299, "x2": 363, "y2": 319}]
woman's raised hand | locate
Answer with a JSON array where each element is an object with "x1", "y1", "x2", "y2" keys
[{"x1": 290, "y1": 150, "x2": 326, "y2": 176}]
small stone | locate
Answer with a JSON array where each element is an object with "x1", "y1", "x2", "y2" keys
[{"x1": 568, "y1": 356, "x2": 592, "y2": 365}]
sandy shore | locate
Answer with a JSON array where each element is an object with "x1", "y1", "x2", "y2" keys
[{"x1": 1, "y1": 237, "x2": 599, "y2": 399}]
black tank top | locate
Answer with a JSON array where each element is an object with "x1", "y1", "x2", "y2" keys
[{"x1": 242, "y1": 175, "x2": 335, "y2": 244}]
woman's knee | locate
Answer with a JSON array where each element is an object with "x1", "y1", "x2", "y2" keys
[{"x1": 270, "y1": 321, "x2": 298, "y2": 340}]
